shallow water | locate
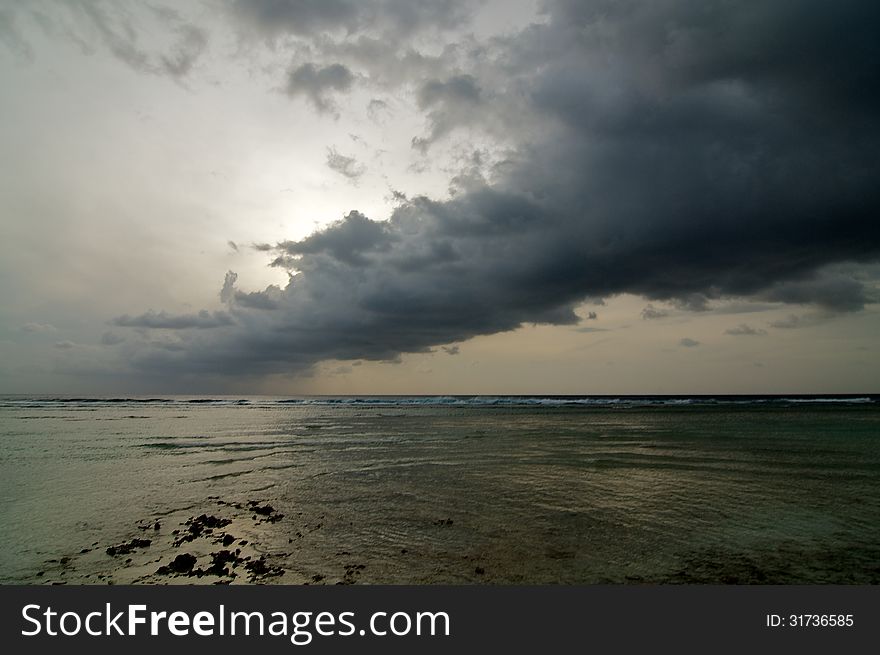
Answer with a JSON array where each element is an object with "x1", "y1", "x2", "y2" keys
[{"x1": 1, "y1": 396, "x2": 878, "y2": 584}]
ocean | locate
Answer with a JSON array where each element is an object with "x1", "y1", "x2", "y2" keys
[{"x1": 1, "y1": 395, "x2": 878, "y2": 585}]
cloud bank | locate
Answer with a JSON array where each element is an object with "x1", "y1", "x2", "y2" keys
[{"x1": 114, "y1": 0, "x2": 880, "y2": 378}]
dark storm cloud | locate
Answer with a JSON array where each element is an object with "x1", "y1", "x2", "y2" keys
[
  {"x1": 272, "y1": 211, "x2": 391, "y2": 266},
  {"x1": 412, "y1": 75, "x2": 482, "y2": 152},
  {"x1": 220, "y1": 271, "x2": 282, "y2": 310},
  {"x1": 673, "y1": 294, "x2": 711, "y2": 312},
  {"x1": 230, "y1": 289, "x2": 281, "y2": 311},
  {"x1": 119, "y1": 0, "x2": 880, "y2": 377},
  {"x1": 285, "y1": 62, "x2": 354, "y2": 115},
  {"x1": 112, "y1": 310, "x2": 234, "y2": 329},
  {"x1": 759, "y1": 273, "x2": 873, "y2": 313},
  {"x1": 679, "y1": 338, "x2": 700, "y2": 348},
  {"x1": 492, "y1": 0, "x2": 880, "y2": 306}
]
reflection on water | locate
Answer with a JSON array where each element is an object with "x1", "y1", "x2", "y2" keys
[{"x1": 1, "y1": 396, "x2": 879, "y2": 584}]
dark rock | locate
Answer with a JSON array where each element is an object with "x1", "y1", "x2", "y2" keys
[
  {"x1": 475, "y1": 567, "x2": 485, "y2": 575},
  {"x1": 247, "y1": 502, "x2": 283, "y2": 523},
  {"x1": 196, "y1": 514, "x2": 231, "y2": 529},
  {"x1": 245, "y1": 556, "x2": 284, "y2": 580},
  {"x1": 251, "y1": 504, "x2": 275, "y2": 516},
  {"x1": 106, "y1": 539, "x2": 151, "y2": 556},
  {"x1": 171, "y1": 553, "x2": 198, "y2": 573},
  {"x1": 222, "y1": 534, "x2": 236, "y2": 547},
  {"x1": 246, "y1": 558, "x2": 270, "y2": 575},
  {"x1": 204, "y1": 549, "x2": 243, "y2": 577},
  {"x1": 157, "y1": 553, "x2": 198, "y2": 575},
  {"x1": 173, "y1": 515, "x2": 231, "y2": 546}
]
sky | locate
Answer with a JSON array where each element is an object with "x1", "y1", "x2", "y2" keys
[{"x1": 1, "y1": 0, "x2": 879, "y2": 395}]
